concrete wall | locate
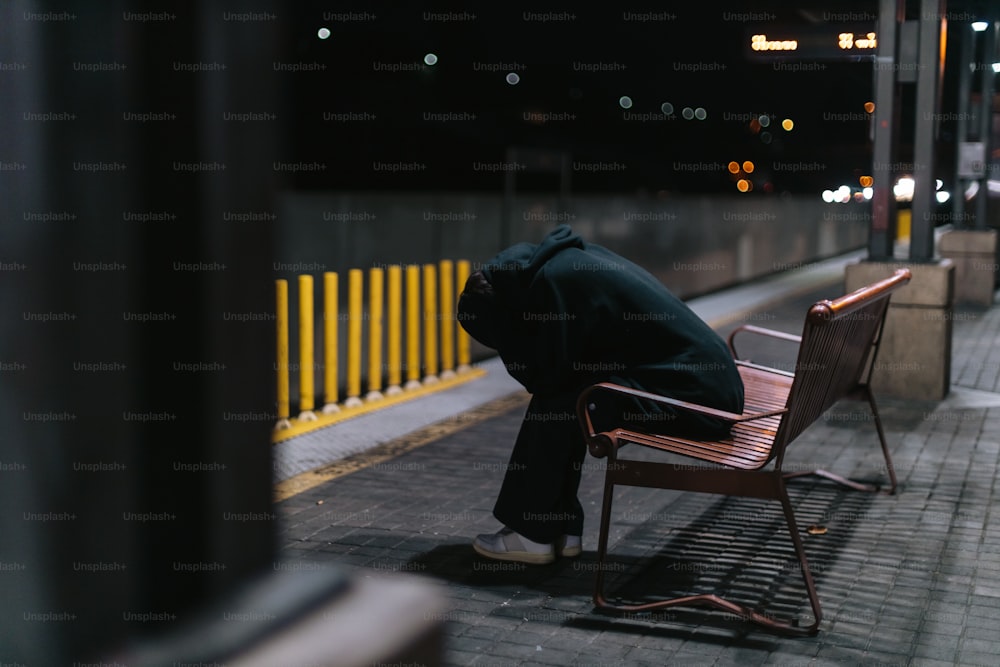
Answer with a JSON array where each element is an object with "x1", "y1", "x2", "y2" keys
[
  {"x1": 275, "y1": 191, "x2": 870, "y2": 300},
  {"x1": 272, "y1": 191, "x2": 870, "y2": 404}
]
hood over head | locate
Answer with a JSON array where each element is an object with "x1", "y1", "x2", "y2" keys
[
  {"x1": 457, "y1": 224, "x2": 584, "y2": 349},
  {"x1": 480, "y1": 224, "x2": 583, "y2": 305}
]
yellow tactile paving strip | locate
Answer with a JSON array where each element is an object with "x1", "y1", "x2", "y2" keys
[
  {"x1": 271, "y1": 368, "x2": 487, "y2": 444},
  {"x1": 273, "y1": 390, "x2": 530, "y2": 502}
]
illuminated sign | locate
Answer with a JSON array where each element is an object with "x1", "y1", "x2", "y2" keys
[
  {"x1": 838, "y1": 32, "x2": 878, "y2": 50},
  {"x1": 746, "y1": 25, "x2": 878, "y2": 60},
  {"x1": 751, "y1": 34, "x2": 799, "y2": 51}
]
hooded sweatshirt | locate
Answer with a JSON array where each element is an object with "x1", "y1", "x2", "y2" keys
[{"x1": 461, "y1": 224, "x2": 744, "y2": 432}]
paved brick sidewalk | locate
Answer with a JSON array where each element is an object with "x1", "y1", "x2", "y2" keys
[{"x1": 275, "y1": 283, "x2": 1000, "y2": 667}]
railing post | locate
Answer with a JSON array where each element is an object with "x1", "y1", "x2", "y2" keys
[
  {"x1": 405, "y1": 264, "x2": 422, "y2": 390},
  {"x1": 422, "y1": 263, "x2": 439, "y2": 384},
  {"x1": 386, "y1": 265, "x2": 403, "y2": 395},
  {"x1": 366, "y1": 267, "x2": 385, "y2": 402},
  {"x1": 456, "y1": 259, "x2": 471, "y2": 373},
  {"x1": 439, "y1": 259, "x2": 456, "y2": 380},
  {"x1": 275, "y1": 279, "x2": 292, "y2": 430},
  {"x1": 297, "y1": 275, "x2": 317, "y2": 421},
  {"x1": 345, "y1": 268, "x2": 364, "y2": 407},
  {"x1": 322, "y1": 272, "x2": 340, "y2": 413}
]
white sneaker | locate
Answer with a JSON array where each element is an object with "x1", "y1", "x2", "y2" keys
[
  {"x1": 557, "y1": 534, "x2": 582, "y2": 558},
  {"x1": 473, "y1": 527, "x2": 555, "y2": 565}
]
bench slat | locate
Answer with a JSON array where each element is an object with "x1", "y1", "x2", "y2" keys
[{"x1": 612, "y1": 364, "x2": 792, "y2": 469}]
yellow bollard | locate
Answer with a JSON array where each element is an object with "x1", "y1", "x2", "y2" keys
[
  {"x1": 298, "y1": 275, "x2": 318, "y2": 421},
  {"x1": 275, "y1": 279, "x2": 292, "y2": 430},
  {"x1": 366, "y1": 267, "x2": 385, "y2": 402},
  {"x1": 896, "y1": 209, "x2": 911, "y2": 241},
  {"x1": 404, "y1": 265, "x2": 422, "y2": 390},
  {"x1": 322, "y1": 272, "x2": 340, "y2": 414},
  {"x1": 422, "y1": 263, "x2": 439, "y2": 384},
  {"x1": 345, "y1": 268, "x2": 364, "y2": 408},
  {"x1": 455, "y1": 259, "x2": 471, "y2": 373},
  {"x1": 439, "y1": 259, "x2": 456, "y2": 380},
  {"x1": 385, "y1": 265, "x2": 403, "y2": 395}
]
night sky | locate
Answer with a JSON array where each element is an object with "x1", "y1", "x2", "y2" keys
[{"x1": 273, "y1": 1, "x2": 981, "y2": 197}]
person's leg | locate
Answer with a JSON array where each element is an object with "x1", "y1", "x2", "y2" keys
[
  {"x1": 486, "y1": 386, "x2": 684, "y2": 546},
  {"x1": 478, "y1": 384, "x2": 731, "y2": 561},
  {"x1": 491, "y1": 391, "x2": 584, "y2": 545}
]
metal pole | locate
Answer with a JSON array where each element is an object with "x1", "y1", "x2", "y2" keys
[
  {"x1": 909, "y1": 0, "x2": 946, "y2": 262},
  {"x1": 953, "y1": 25, "x2": 973, "y2": 228},
  {"x1": 439, "y1": 259, "x2": 456, "y2": 379},
  {"x1": 456, "y1": 260, "x2": 472, "y2": 373},
  {"x1": 422, "y1": 263, "x2": 439, "y2": 384},
  {"x1": 385, "y1": 265, "x2": 403, "y2": 395},
  {"x1": 322, "y1": 272, "x2": 340, "y2": 413},
  {"x1": 975, "y1": 19, "x2": 997, "y2": 229},
  {"x1": 870, "y1": 0, "x2": 905, "y2": 259},
  {"x1": 366, "y1": 268, "x2": 385, "y2": 401},
  {"x1": 405, "y1": 265, "x2": 422, "y2": 390},
  {"x1": 298, "y1": 274, "x2": 317, "y2": 420},
  {"x1": 275, "y1": 279, "x2": 291, "y2": 429},
  {"x1": 345, "y1": 269, "x2": 364, "y2": 407}
]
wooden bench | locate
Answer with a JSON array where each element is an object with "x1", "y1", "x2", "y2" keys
[{"x1": 574, "y1": 268, "x2": 912, "y2": 635}]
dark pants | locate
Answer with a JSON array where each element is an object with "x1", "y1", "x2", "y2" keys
[
  {"x1": 493, "y1": 391, "x2": 586, "y2": 544},
  {"x1": 493, "y1": 386, "x2": 731, "y2": 544}
]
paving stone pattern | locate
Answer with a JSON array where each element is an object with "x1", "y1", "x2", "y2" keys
[{"x1": 276, "y1": 286, "x2": 1000, "y2": 667}]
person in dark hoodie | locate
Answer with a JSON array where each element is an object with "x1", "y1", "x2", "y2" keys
[{"x1": 457, "y1": 225, "x2": 744, "y2": 564}]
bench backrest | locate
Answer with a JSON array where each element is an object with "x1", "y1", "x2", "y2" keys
[{"x1": 773, "y1": 269, "x2": 911, "y2": 453}]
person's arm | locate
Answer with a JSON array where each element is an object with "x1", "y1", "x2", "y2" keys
[{"x1": 512, "y1": 269, "x2": 598, "y2": 395}]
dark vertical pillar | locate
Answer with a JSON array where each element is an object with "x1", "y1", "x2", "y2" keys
[
  {"x1": 0, "y1": 3, "x2": 62, "y2": 665},
  {"x1": 183, "y1": 0, "x2": 283, "y2": 602},
  {"x1": 871, "y1": 0, "x2": 905, "y2": 259},
  {"x1": 116, "y1": 0, "x2": 280, "y2": 626},
  {"x1": 910, "y1": 0, "x2": 947, "y2": 261},
  {"x1": 2, "y1": 1, "x2": 146, "y2": 660},
  {"x1": 974, "y1": 18, "x2": 996, "y2": 229},
  {"x1": 1, "y1": 0, "x2": 280, "y2": 662},
  {"x1": 952, "y1": 24, "x2": 973, "y2": 227}
]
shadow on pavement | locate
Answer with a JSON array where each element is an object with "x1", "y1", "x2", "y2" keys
[{"x1": 399, "y1": 478, "x2": 877, "y2": 638}]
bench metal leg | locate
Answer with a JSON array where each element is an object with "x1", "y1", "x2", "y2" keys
[
  {"x1": 782, "y1": 469, "x2": 880, "y2": 492},
  {"x1": 592, "y1": 452, "x2": 617, "y2": 610},
  {"x1": 866, "y1": 388, "x2": 898, "y2": 494},
  {"x1": 775, "y1": 478, "x2": 823, "y2": 634},
  {"x1": 591, "y1": 454, "x2": 822, "y2": 636},
  {"x1": 782, "y1": 386, "x2": 897, "y2": 495}
]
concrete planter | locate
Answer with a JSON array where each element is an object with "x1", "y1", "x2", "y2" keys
[
  {"x1": 845, "y1": 260, "x2": 955, "y2": 401},
  {"x1": 938, "y1": 229, "x2": 997, "y2": 308}
]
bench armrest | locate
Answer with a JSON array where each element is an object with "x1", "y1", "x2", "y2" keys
[
  {"x1": 576, "y1": 382, "x2": 787, "y2": 440},
  {"x1": 735, "y1": 359, "x2": 795, "y2": 378},
  {"x1": 727, "y1": 324, "x2": 802, "y2": 361}
]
